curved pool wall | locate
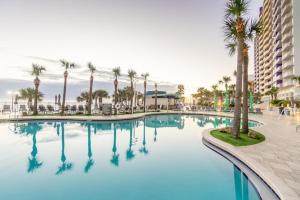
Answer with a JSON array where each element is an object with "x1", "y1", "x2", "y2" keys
[{"x1": 0, "y1": 114, "x2": 273, "y2": 200}]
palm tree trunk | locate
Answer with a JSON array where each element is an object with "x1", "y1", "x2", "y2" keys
[
  {"x1": 130, "y1": 81, "x2": 134, "y2": 114},
  {"x1": 232, "y1": 36, "x2": 244, "y2": 139},
  {"x1": 88, "y1": 75, "x2": 93, "y2": 115},
  {"x1": 144, "y1": 81, "x2": 146, "y2": 112},
  {"x1": 61, "y1": 71, "x2": 68, "y2": 115},
  {"x1": 242, "y1": 51, "x2": 249, "y2": 134},
  {"x1": 33, "y1": 82, "x2": 39, "y2": 115},
  {"x1": 114, "y1": 80, "x2": 118, "y2": 115}
]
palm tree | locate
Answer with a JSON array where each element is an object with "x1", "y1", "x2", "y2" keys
[
  {"x1": 270, "y1": 86, "x2": 279, "y2": 100},
  {"x1": 293, "y1": 76, "x2": 300, "y2": 85},
  {"x1": 76, "y1": 92, "x2": 89, "y2": 103},
  {"x1": 87, "y1": 62, "x2": 96, "y2": 115},
  {"x1": 112, "y1": 67, "x2": 121, "y2": 115},
  {"x1": 31, "y1": 64, "x2": 46, "y2": 115},
  {"x1": 128, "y1": 69, "x2": 137, "y2": 114},
  {"x1": 224, "y1": 0, "x2": 260, "y2": 137},
  {"x1": 19, "y1": 88, "x2": 43, "y2": 109},
  {"x1": 154, "y1": 83, "x2": 158, "y2": 111},
  {"x1": 222, "y1": 76, "x2": 231, "y2": 91},
  {"x1": 60, "y1": 59, "x2": 76, "y2": 115},
  {"x1": 93, "y1": 90, "x2": 109, "y2": 108},
  {"x1": 141, "y1": 73, "x2": 149, "y2": 112}
]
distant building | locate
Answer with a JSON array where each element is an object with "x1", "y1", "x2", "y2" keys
[
  {"x1": 145, "y1": 91, "x2": 180, "y2": 109},
  {"x1": 254, "y1": 0, "x2": 300, "y2": 102}
]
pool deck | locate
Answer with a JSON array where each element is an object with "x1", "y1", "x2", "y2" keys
[{"x1": 1, "y1": 111, "x2": 300, "y2": 200}]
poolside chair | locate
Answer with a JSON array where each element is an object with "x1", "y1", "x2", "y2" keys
[
  {"x1": 2, "y1": 105, "x2": 11, "y2": 114},
  {"x1": 39, "y1": 105, "x2": 46, "y2": 113},
  {"x1": 102, "y1": 104, "x2": 112, "y2": 115},
  {"x1": 47, "y1": 105, "x2": 55, "y2": 113},
  {"x1": 65, "y1": 105, "x2": 71, "y2": 113},
  {"x1": 71, "y1": 105, "x2": 77, "y2": 113},
  {"x1": 19, "y1": 105, "x2": 27, "y2": 112},
  {"x1": 78, "y1": 105, "x2": 84, "y2": 113}
]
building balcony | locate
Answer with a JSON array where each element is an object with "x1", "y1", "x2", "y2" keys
[
  {"x1": 282, "y1": 59, "x2": 293, "y2": 70},
  {"x1": 282, "y1": 41, "x2": 293, "y2": 52},
  {"x1": 282, "y1": 13, "x2": 293, "y2": 26},
  {"x1": 282, "y1": 0, "x2": 292, "y2": 16},
  {"x1": 282, "y1": 70, "x2": 294, "y2": 78},
  {"x1": 282, "y1": 80, "x2": 294, "y2": 88},
  {"x1": 282, "y1": 31, "x2": 293, "y2": 44},
  {"x1": 282, "y1": 50, "x2": 293, "y2": 62}
]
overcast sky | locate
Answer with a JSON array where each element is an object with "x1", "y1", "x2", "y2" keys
[{"x1": 0, "y1": 0, "x2": 262, "y2": 97}]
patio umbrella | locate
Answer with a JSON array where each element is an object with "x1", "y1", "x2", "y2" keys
[{"x1": 58, "y1": 94, "x2": 61, "y2": 106}]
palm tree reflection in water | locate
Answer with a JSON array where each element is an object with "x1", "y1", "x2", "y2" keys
[
  {"x1": 139, "y1": 118, "x2": 148, "y2": 155},
  {"x1": 126, "y1": 121, "x2": 135, "y2": 161},
  {"x1": 84, "y1": 124, "x2": 94, "y2": 173},
  {"x1": 56, "y1": 122, "x2": 73, "y2": 175},
  {"x1": 19, "y1": 122, "x2": 43, "y2": 173},
  {"x1": 111, "y1": 123, "x2": 119, "y2": 167},
  {"x1": 233, "y1": 165, "x2": 250, "y2": 200}
]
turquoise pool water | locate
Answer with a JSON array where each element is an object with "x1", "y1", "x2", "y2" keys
[{"x1": 0, "y1": 114, "x2": 260, "y2": 200}]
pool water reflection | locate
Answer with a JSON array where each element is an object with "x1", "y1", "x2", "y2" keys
[{"x1": 0, "y1": 115, "x2": 260, "y2": 200}]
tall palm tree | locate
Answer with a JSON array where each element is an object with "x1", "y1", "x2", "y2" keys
[
  {"x1": 222, "y1": 76, "x2": 231, "y2": 91},
  {"x1": 212, "y1": 84, "x2": 218, "y2": 111},
  {"x1": 31, "y1": 64, "x2": 46, "y2": 115},
  {"x1": 60, "y1": 59, "x2": 76, "y2": 115},
  {"x1": 112, "y1": 67, "x2": 121, "y2": 115},
  {"x1": 154, "y1": 83, "x2": 158, "y2": 111},
  {"x1": 226, "y1": 20, "x2": 261, "y2": 133},
  {"x1": 141, "y1": 73, "x2": 149, "y2": 112},
  {"x1": 224, "y1": 0, "x2": 259, "y2": 137},
  {"x1": 128, "y1": 69, "x2": 137, "y2": 114},
  {"x1": 87, "y1": 62, "x2": 96, "y2": 115}
]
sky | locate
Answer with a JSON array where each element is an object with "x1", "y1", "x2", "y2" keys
[{"x1": 0, "y1": 0, "x2": 262, "y2": 100}]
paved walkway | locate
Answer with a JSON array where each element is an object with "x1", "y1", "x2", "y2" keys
[
  {"x1": 203, "y1": 112, "x2": 300, "y2": 200},
  {"x1": 1, "y1": 111, "x2": 300, "y2": 199}
]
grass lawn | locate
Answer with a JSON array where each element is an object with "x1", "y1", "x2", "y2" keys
[{"x1": 210, "y1": 129, "x2": 265, "y2": 146}]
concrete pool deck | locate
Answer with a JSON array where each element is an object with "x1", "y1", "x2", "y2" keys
[{"x1": 1, "y1": 111, "x2": 299, "y2": 200}]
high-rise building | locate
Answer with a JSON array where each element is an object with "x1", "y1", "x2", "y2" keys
[{"x1": 254, "y1": 0, "x2": 299, "y2": 102}]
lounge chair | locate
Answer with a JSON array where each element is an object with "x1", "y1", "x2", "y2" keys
[
  {"x1": 47, "y1": 105, "x2": 55, "y2": 113},
  {"x1": 71, "y1": 105, "x2": 77, "y2": 113},
  {"x1": 39, "y1": 105, "x2": 46, "y2": 113},
  {"x1": 65, "y1": 105, "x2": 71, "y2": 113},
  {"x1": 2, "y1": 105, "x2": 11, "y2": 114},
  {"x1": 19, "y1": 105, "x2": 27, "y2": 112},
  {"x1": 78, "y1": 105, "x2": 85, "y2": 113},
  {"x1": 102, "y1": 104, "x2": 112, "y2": 115}
]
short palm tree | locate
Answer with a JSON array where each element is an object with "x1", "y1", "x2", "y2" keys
[
  {"x1": 60, "y1": 59, "x2": 76, "y2": 115},
  {"x1": 293, "y1": 76, "x2": 300, "y2": 85},
  {"x1": 19, "y1": 88, "x2": 43, "y2": 109},
  {"x1": 224, "y1": 0, "x2": 260, "y2": 136},
  {"x1": 76, "y1": 92, "x2": 89, "y2": 103},
  {"x1": 31, "y1": 64, "x2": 46, "y2": 115},
  {"x1": 128, "y1": 69, "x2": 137, "y2": 114},
  {"x1": 154, "y1": 83, "x2": 158, "y2": 111},
  {"x1": 141, "y1": 73, "x2": 149, "y2": 112},
  {"x1": 112, "y1": 67, "x2": 121, "y2": 115},
  {"x1": 87, "y1": 62, "x2": 96, "y2": 115},
  {"x1": 93, "y1": 90, "x2": 109, "y2": 108}
]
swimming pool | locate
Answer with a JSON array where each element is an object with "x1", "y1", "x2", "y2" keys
[{"x1": 0, "y1": 114, "x2": 261, "y2": 200}]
